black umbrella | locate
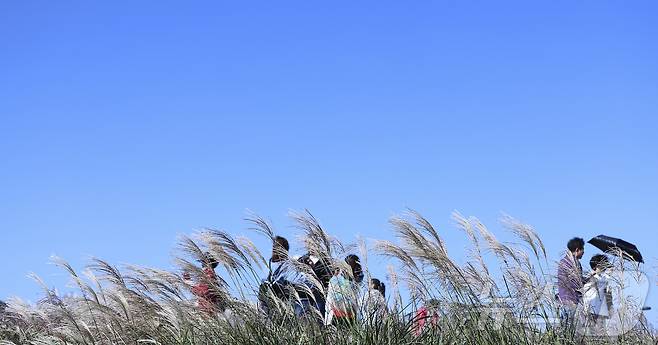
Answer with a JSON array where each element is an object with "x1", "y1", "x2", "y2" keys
[{"x1": 588, "y1": 235, "x2": 644, "y2": 263}]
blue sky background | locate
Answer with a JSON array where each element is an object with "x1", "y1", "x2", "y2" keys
[{"x1": 1, "y1": 0, "x2": 657, "y2": 324}]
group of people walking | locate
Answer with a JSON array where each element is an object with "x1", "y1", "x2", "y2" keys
[
  {"x1": 187, "y1": 235, "x2": 389, "y2": 327},
  {"x1": 186, "y1": 234, "x2": 633, "y2": 332},
  {"x1": 259, "y1": 236, "x2": 388, "y2": 326}
]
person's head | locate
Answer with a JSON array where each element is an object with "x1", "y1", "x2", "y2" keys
[
  {"x1": 567, "y1": 237, "x2": 585, "y2": 259},
  {"x1": 298, "y1": 253, "x2": 313, "y2": 266},
  {"x1": 201, "y1": 252, "x2": 219, "y2": 270},
  {"x1": 370, "y1": 278, "x2": 386, "y2": 297},
  {"x1": 271, "y1": 236, "x2": 290, "y2": 262},
  {"x1": 345, "y1": 254, "x2": 364, "y2": 283},
  {"x1": 590, "y1": 254, "x2": 610, "y2": 271},
  {"x1": 426, "y1": 298, "x2": 440, "y2": 310}
]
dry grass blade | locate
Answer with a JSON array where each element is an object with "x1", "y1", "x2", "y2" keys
[
  {"x1": 245, "y1": 211, "x2": 275, "y2": 241},
  {"x1": 373, "y1": 240, "x2": 419, "y2": 272},
  {"x1": 291, "y1": 209, "x2": 343, "y2": 260},
  {"x1": 500, "y1": 213, "x2": 547, "y2": 260}
]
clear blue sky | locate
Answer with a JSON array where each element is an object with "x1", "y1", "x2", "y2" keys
[{"x1": 1, "y1": 0, "x2": 657, "y2": 324}]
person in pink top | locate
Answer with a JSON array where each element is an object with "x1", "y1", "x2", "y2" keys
[
  {"x1": 413, "y1": 299, "x2": 440, "y2": 336},
  {"x1": 186, "y1": 253, "x2": 224, "y2": 314}
]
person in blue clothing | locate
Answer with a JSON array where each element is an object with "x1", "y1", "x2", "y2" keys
[
  {"x1": 259, "y1": 236, "x2": 320, "y2": 319},
  {"x1": 259, "y1": 236, "x2": 291, "y2": 314}
]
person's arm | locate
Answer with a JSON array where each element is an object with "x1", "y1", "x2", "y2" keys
[
  {"x1": 358, "y1": 292, "x2": 368, "y2": 322},
  {"x1": 266, "y1": 259, "x2": 276, "y2": 283},
  {"x1": 604, "y1": 277, "x2": 614, "y2": 315},
  {"x1": 380, "y1": 293, "x2": 388, "y2": 314},
  {"x1": 324, "y1": 278, "x2": 336, "y2": 326},
  {"x1": 557, "y1": 257, "x2": 576, "y2": 303},
  {"x1": 350, "y1": 281, "x2": 360, "y2": 316},
  {"x1": 557, "y1": 260, "x2": 566, "y2": 295}
]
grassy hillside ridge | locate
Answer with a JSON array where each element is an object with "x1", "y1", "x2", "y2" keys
[{"x1": 0, "y1": 210, "x2": 655, "y2": 344}]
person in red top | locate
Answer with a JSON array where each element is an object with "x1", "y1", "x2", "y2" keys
[
  {"x1": 186, "y1": 252, "x2": 224, "y2": 314},
  {"x1": 413, "y1": 299, "x2": 440, "y2": 336}
]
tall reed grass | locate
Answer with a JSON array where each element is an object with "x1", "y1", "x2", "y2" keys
[{"x1": 0, "y1": 210, "x2": 655, "y2": 344}]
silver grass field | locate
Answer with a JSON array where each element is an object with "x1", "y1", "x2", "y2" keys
[{"x1": 1, "y1": 210, "x2": 655, "y2": 345}]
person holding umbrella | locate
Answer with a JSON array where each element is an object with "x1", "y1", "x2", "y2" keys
[
  {"x1": 557, "y1": 237, "x2": 586, "y2": 322},
  {"x1": 585, "y1": 234, "x2": 650, "y2": 336}
]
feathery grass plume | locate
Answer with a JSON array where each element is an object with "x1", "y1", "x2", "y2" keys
[
  {"x1": 386, "y1": 264, "x2": 403, "y2": 312},
  {"x1": 50, "y1": 256, "x2": 103, "y2": 331},
  {"x1": 289, "y1": 209, "x2": 354, "y2": 302},
  {"x1": 372, "y1": 239, "x2": 434, "y2": 303},
  {"x1": 452, "y1": 211, "x2": 490, "y2": 277},
  {"x1": 409, "y1": 209, "x2": 450, "y2": 257},
  {"x1": 470, "y1": 217, "x2": 545, "y2": 309},
  {"x1": 124, "y1": 265, "x2": 188, "y2": 303},
  {"x1": 471, "y1": 217, "x2": 521, "y2": 266},
  {"x1": 89, "y1": 257, "x2": 203, "y2": 343},
  {"x1": 198, "y1": 229, "x2": 264, "y2": 301},
  {"x1": 176, "y1": 234, "x2": 231, "y2": 292},
  {"x1": 87, "y1": 258, "x2": 141, "y2": 322},
  {"x1": 235, "y1": 235, "x2": 267, "y2": 270},
  {"x1": 499, "y1": 214, "x2": 555, "y2": 307},
  {"x1": 23, "y1": 271, "x2": 98, "y2": 344},
  {"x1": 244, "y1": 210, "x2": 275, "y2": 241},
  {"x1": 290, "y1": 209, "x2": 344, "y2": 262},
  {"x1": 357, "y1": 236, "x2": 369, "y2": 278},
  {"x1": 471, "y1": 217, "x2": 554, "y2": 315},
  {"x1": 388, "y1": 211, "x2": 477, "y2": 300},
  {"x1": 452, "y1": 211, "x2": 495, "y2": 300},
  {"x1": 244, "y1": 212, "x2": 290, "y2": 278},
  {"x1": 5, "y1": 297, "x2": 49, "y2": 342},
  {"x1": 373, "y1": 240, "x2": 419, "y2": 272},
  {"x1": 500, "y1": 213, "x2": 546, "y2": 260},
  {"x1": 201, "y1": 229, "x2": 253, "y2": 274},
  {"x1": 404, "y1": 266, "x2": 433, "y2": 302}
]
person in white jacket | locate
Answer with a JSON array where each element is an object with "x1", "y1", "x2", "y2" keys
[
  {"x1": 360, "y1": 278, "x2": 387, "y2": 324},
  {"x1": 582, "y1": 254, "x2": 613, "y2": 327}
]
